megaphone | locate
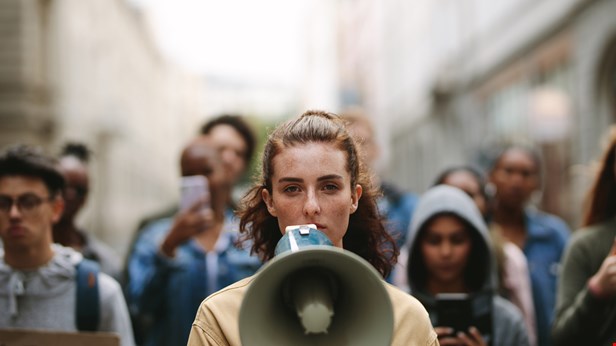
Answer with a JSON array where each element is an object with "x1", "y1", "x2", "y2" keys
[{"x1": 239, "y1": 225, "x2": 394, "y2": 346}]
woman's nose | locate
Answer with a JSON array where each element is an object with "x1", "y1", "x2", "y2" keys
[
  {"x1": 439, "y1": 242, "x2": 452, "y2": 257},
  {"x1": 303, "y1": 191, "x2": 320, "y2": 216}
]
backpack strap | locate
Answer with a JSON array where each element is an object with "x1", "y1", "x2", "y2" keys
[{"x1": 75, "y1": 259, "x2": 101, "y2": 331}]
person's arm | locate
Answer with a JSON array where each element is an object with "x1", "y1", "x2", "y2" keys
[
  {"x1": 98, "y1": 273, "x2": 136, "y2": 346},
  {"x1": 552, "y1": 236, "x2": 616, "y2": 345},
  {"x1": 125, "y1": 221, "x2": 181, "y2": 317}
]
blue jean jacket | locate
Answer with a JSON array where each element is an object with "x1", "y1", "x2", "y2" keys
[
  {"x1": 126, "y1": 216, "x2": 262, "y2": 346},
  {"x1": 377, "y1": 183, "x2": 419, "y2": 249},
  {"x1": 523, "y1": 208, "x2": 570, "y2": 346}
]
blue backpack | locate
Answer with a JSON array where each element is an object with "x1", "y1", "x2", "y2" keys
[{"x1": 75, "y1": 259, "x2": 100, "y2": 331}]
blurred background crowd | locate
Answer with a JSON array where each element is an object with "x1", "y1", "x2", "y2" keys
[{"x1": 1, "y1": 0, "x2": 616, "y2": 345}]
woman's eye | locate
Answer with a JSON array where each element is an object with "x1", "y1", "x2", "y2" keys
[
  {"x1": 424, "y1": 236, "x2": 441, "y2": 245},
  {"x1": 323, "y1": 184, "x2": 339, "y2": 191},
  {"x1": 451, "y1": 235, "x2": 469, "y2": 245},
  {"x1": 283, "y1": 185, "x2": 300, "y2": 193}
]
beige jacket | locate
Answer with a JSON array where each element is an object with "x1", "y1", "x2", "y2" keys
[{"x1": 188, "y1": 276, "x2": 438, "y2": 346}]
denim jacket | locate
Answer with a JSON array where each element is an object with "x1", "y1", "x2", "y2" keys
[
  {"x1": 523, "y1": 207, "x2": 570, "y2": 346},
  {"x1": 377, "y1": 182, "x2": 419, "y2": 249},
  {"x1": 126, "y1": 215, "x2": 262, "y2": 346}
]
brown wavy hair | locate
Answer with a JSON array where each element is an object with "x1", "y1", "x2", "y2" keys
[
  {"x1": 238, "y1": 110, "x2": 398, "y2": 277},
  {"x1": 582, "y1": 126, "x2": 616, "y2": 227}
]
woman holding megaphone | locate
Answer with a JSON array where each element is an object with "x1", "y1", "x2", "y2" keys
[{"x1": 187, "y1": 110, "x2": 438, "y2": 346}]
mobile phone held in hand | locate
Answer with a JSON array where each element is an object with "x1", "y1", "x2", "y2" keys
[
  {"x1": 436, "y1": 293, "x2": 493, "y2": 345},
  {"x1": 436, "y1": 293, "x2": 472, "y2": 335},
  {"x1": 180, "y1": 175, "x2": 210, "y2": 212}
]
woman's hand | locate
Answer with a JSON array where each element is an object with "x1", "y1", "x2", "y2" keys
[
  {"x1": 588, "y1": 237, "x2": 616, "y2": 299},
  {"x1": 435, "y1": 326, "x2": 487, "y2": 346}
]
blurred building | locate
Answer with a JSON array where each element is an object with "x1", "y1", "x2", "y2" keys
[
  {"x1": 329, "y1": 0, "x2": 616, "y2": 227},
  {"x1": 0, "y1": 0, "x2": 206, "y2": 256},
  {"x1": 202, "y1": 75, "x2": 299, "y2": 120}
]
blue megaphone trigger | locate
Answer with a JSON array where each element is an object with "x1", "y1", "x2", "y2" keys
[{"x1": 274, "y1": 224, "x2": 333, "y2": 256}]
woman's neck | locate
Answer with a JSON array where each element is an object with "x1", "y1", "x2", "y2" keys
[
  {"x1": 492, "y1": 202, "x2": 527, "y2": 248},
  {"x1": 492, "y1": 202, "x2": 525, "y2": 226},
  {"x1": 425, "y1": 278, "x2": 468, "y2": 296}
]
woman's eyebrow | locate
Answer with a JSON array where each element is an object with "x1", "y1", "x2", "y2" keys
[
  {"x1": 278, "y1": 177, "x2": 303, "y2": 183},
  {"x1": 278, "y1": 175, "x2": 343, "y2": 183},
  {"x1": 317, "y1": 174, "x2": 343, "y2": 181}
]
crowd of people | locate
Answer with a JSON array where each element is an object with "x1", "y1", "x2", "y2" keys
[{"x1": 1, "y1": 109, "x2": 614, "y2": 345}]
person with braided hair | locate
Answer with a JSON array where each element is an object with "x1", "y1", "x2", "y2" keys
[{"x1": 52, "y1": 142, "x2": 121, "y2": 280}]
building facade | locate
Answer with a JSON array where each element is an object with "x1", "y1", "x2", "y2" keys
[
  {"x1": 333, "y1": 0, "x2": 616, "y2": 226},
  {"x1": 0, "y1": 0, "x2": 206, "y2": 256}
]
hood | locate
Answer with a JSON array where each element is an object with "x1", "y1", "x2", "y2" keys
[
  {"x1": 0, "y1": 244, "x2": 83, "y2": 316},
  {"x1": 405, "y1": 185, "x2": 497, "y2": 302}
]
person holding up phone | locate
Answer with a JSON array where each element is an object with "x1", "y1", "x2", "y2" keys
[
  {"x1": 126, "y1": 138, "x2": 262, "y2": 346},
  {"x1": 401, "y1": 185, "x2": 529, "y2": 346}
]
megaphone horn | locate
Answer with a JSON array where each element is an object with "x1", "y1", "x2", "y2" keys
[{"x1": 239, "y1": 225, "x2": 394, "y2": 346}]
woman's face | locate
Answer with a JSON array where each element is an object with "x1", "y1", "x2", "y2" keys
[
  {"x1": 58, "y1": 156, "x2": 89, "y2": 220},
  {"x1": 489, "y1": 148, "x2": 538, "y2": 209},
  {"x1": 262, "y1": 142, "x2": 362, "y2": 248},
  {"x1": 420, "y1": 215, "x2": 472, "y2": 286},
  {"x1": 442, "y1": 171, "x2": 487, "y2": 217}
]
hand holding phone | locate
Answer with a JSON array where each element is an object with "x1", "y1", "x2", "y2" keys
[
  {"x1": 161, "y1": 175, "x2": 213, "y2": 257},
  {"x1": 436, "y1": 293, "x2": 492, "y2": 346},
  {"x1": 180, "y1": 175, "x2": 210, "y2": 212}
]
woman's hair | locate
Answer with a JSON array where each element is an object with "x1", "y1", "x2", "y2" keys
[
  {"x1": 60, "y1": 142, "x2": 91, "y2": 163},
  {"x1": 433, "y1": 165, "x2": 487, "y2": 197},
  {"x1": 582, "y1": 126, "x2": 616, "y2": 227},
  {"x1": 200, "y1": 114, "x2": 256, "y2": 165},
  {"x1": 409, "y1": 212, "x2": 488, "y2": 292},
  {"x1": 238, "y1": 110, "x2": 397, "y2": 277},
  {"x1": 489, "y1": 142, "x2": 542, "y2": 175}
]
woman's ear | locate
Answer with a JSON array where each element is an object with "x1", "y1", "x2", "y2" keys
[
  {"x1": 350, "y1": 184, "x2": 363, "y2": 214},
  {"x1": 261, "y1": 188, "x2": 277, "y2": 217}
]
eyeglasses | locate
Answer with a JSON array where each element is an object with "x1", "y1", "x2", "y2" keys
[{"x1": 0, "y1": 194, "x2": 52, "y2": 215}]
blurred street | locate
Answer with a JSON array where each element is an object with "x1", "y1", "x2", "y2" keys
[{"x1": 1, "y1": 0, "x2": 615, "y2": 259}]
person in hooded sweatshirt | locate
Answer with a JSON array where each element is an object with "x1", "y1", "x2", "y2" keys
[
  {"x1": 0, "y1": 144, "x2": 134, "y2": 346},
  {"x1": 402, "y1": 185, "x2": 529, "y2": 346}
]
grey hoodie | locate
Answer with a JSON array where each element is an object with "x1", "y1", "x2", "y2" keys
[
  {"x1": 0, "y1": 244, "x2": 134, "y2": 346},
  {"x1": 403, "y1": 185, "x2": 529, "y2": 346}
]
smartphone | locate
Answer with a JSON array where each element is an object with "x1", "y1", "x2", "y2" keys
[
  {"x1": 180, "y1": 175, "x2": 210, "y2": 212},
  {"x1": 436, "y1": 293, "x2": 493, "y2": 345}
]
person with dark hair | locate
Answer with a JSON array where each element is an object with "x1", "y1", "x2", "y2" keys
[
  {"x1": 187, "y1": 110, "x2": 437, "y2": 346},
  {"x1": 0, "y1": 144, "x2": 134, "y2": 346},
  {"x1": 434, "y1": 166, "x2": 489, "y2": 217},
  {"x1": 403, "y1": 185, "x2": 529, "y2": 346},
  {"x1": 552, "y1": 127, "x2": 616, "y2": 345},
  {"x1": 200, "y1": 114, "x2": 256, "y2": 188},
  {"x1": 488, "y1": 144, "x2": 569, "y2": 346},
  {"x1": 126, "y1": 138, "x2": 261, "y2": 346},
  {"x1": 340, "y1": 109, "x2": 418, "y2": 249},
  {"x1": 432, "y1": 165, "x2": 537, "y2": 345},
  {"x1": 53, "y1": 142, "x2": 121, "y2": 280},
  {"x1": 123, "y1": 114, "x2": 259, "y2": 343}
]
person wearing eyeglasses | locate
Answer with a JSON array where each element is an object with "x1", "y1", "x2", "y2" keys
[
  {"x1": 52, "y1": 142, "x2": 122, "y2": 280},
  {"x1": 0, "y1": 144, "x2": 134, "y2": 346}
]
